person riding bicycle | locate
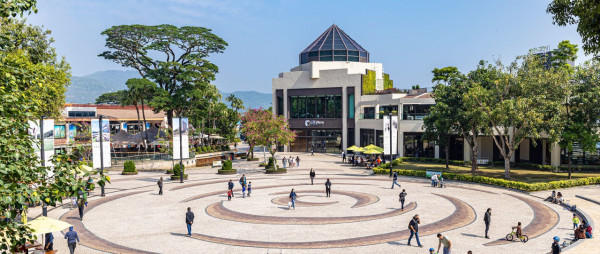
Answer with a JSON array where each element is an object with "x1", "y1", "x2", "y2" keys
[{"x1": 513, "y1": 222, "x2": 523, "y2": 240}]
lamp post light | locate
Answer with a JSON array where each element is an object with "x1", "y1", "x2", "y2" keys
[
  {"x1": 40, "y1": 115, "x2": 48, "y2": 216},
  {"x1": 99, "y1": 115, "x2": 106, "y2": 197},
  {"x1": 179, "y1": 116, "x2": 184, "y2": 183}
]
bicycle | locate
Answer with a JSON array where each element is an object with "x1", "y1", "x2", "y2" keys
[{"x1": 506, "y1": 228, "x2": 528, "y2": 243}]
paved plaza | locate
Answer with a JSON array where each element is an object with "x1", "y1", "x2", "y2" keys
[{"x1": 28, "y1": 153, "x2": 600, "y2": 254}]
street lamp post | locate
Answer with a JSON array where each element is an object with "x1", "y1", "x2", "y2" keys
[
  {"x1": 179, "y1": 116, "x2": 184, "y2": 183},
  {"x1": 40, "y1": 116, "x2": 48, "y2": 216},
  {"x1": 99, "y1": 115, "x2": 106, "y2": 197}
]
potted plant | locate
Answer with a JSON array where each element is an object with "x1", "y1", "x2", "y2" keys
[
  {"x1": 121, "y1": 160, "x2": 138, "y2": 175},
  {"x1": 217, "y1": 160, "x2": 237, "y2": 174},
  {"x1": 170, "y1": 164, "x2": 188, "y2": 180}
]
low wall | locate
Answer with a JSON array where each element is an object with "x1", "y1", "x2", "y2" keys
[
  {"x1": 196, "y1": 151, "x2": 234, "y2": 167},
  {"x1": 108, "y1": 158, "x2": 197, "y2": 171}
]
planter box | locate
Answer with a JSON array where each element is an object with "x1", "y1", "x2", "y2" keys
[
  {"x1": 121, "y1": 172, "x2": 138, "y2": 175},
  {"x1": 170, "y1": 174, "x2": 189, "y2": 180},
  {"x1": 218, "y1": 169, "x2": 237, "y2": 175},
  {"x1": 265, "y1": 168, "x2": 287, "y2": 174}
]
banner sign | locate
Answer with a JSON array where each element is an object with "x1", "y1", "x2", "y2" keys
[
  {"x1": 28, "y1": 119, "x2": 55, "y2": 168},
  {"x1": 92, "y1": 119, "x2": 111, "y2": 169},
  {"x1": 173, "y1": 117, "x2": 190, "y2": 159},
  {"x1": 383, "y1": 115, "x2": 398, "y2": 155}
]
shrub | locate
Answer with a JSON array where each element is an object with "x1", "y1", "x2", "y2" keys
[
  {"x1": 372, "y1": 167, "x2": 600, "y2": 192},
  {"x1": 122, "y1": 160, "x2": 137, "y2": 173},
  {"x1": 247, "y1": 157, "x2": 259, "y2": 161},
  {"x1": 173, "y1": 163, "x2": 185, "y2": 176},
  {"x1": 221, "y1": 160, "x2": 233, "y2": 170},
  {"x1": 265, "y1": 167, "x2": 286, "y2": 174}
]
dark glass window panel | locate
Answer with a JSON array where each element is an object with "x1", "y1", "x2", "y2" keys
[
  {"x1": 334, "y1": 56, "x2": 347, "y2": 61},
  {"x1": 335, "y1": 95, "x2": 342, "y2": 118},
  {"x1": 360, "y1": 52, "x2": 367, "y2": 57},
  {"x1": 327, "y1": 96, "x2": 335, "y2": 118},
  {"x1": 308, "y1": 51, "x2": 318, "y2": 57},
  {"x1": 364, "y1": 107, "x2": 375, "y2": 119},
  {"x1": 319, "y1": 50, "x2": 332, "y2": 56},
  {"x1": 308, "y1": 57, "x2": 318, "y2": 62},
  {"x1": 316, "y1": 96, "x2": 325, "y2": 118},
  {"x1": 320, "y1": 56, "x2": 332, "y2": 61},
  {"x1": 299, "y1": 96, "x2": 306, "y2": 118},
  {"x1": 321, "y1": 44, "x2": 333, "y2": 50},
  {"x1": 334, "y1": 44, "x2": 346, "y2": 49},
  {"x1": 348, "y1": 56, "x2": 359, "y2": 62},
  {"x1": 348, "y1": 94, "x2": 355, "y2": 119},
  {"x1": 301, "y1": 53, "x2": 308, "y2": 64},
  {"x1": 307, "y1": 96, "x2": 315, "y2": 118},
  {"x1": 334, "y1": 50, "x2": 347, "y2": 55},
  {"x1": 348, "y1": 51, "x2": 359, "y2": 56}
]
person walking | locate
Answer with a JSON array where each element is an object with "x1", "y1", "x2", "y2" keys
[
  {"x1": 408, "y1": 214, "x2": 423, "y2": 247},
  {"x1": 391, "y1": 172, "x2": 401, "y2": 189},
  {"x1": 310, "y1": 169, "x2": 316, "y2": 185},
  {"x1": 44, "y1": 232, "x2": 54, "y2": 251},
  {"x1": 64, "y1": 226, "x2": 79, "y2": 254},
  {"x1": 484, "y1": 208, "x2": 492, "y2": 239},
  {"x1": 228, "y1": 180, "x2": 235, "y2": 197},
  {"x1": 325, "y1": 178, "x2": 332, "y2": 197},
  {"x1": 399, "y1": 189, "x2": 407, "y2": 210},
  {"x1": 157, "y1": 177, "x2": 163, "y2": 195},
  {"x1": 240, "y1": 174, "x2": 247, "y2": 188},
  {"x1": 431, "y1": 174, "x2": 437, "y2": 187},
  {"x1": 296, "y1": 156, "x2": 300, "y2": 167},
  {"x1": 186, "y1": 207, "x2": 194, "y2": 236},
  {"x1": 289, "y1": 189, "x2": 297, "y2": 210},
  {"x1": 551, "y1": 236, "x2": 561, "y2": 254},
  {"x1": 342, "y1": 151, "x2": 346, "y2": 162},
  {"x1": 436, "y1": 233, "x2": 452, "y2": 254},
  {"x1": 247, "y1": 182, "x2": 252, "y2": 197},
  {"x1": 242, "y1": 185, "x2": 246, "y2": 198},
  {"x1": 227, "y1": 189, "x2": 232, "y2": 201},
  {"x1": 282, "y1": 157, "x2": 287, "y2": 169},
  {"x1": 77, "y1": 189, "x2": 86, "y2": 220},
  {"x1": 311, "y1": 148, "x2": 314, "y2": 156}
]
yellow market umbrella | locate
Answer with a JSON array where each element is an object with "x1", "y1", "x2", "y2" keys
[
  {"x1": 364, "y1": 144, "x2": 383, "y2": 152},
  {"x1": 26, "y1": 216, "x2": 72, "y2": 234},
  {"x1": 346, "y1": 145, "x2": 361, "y2": 151},
  {"x1": 363, "y1": 149, "x2": 383, "y2": 155}
]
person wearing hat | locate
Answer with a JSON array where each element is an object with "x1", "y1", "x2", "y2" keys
[
  {"x1": 551, "y1": 236, "x2": 561, "y2": 254},
  {"x1": 428, "y1": 247, "x2": 435, "y2": 253},
  {"x1": 64, "y1": 226, "x2": 80, "y2": 254}
]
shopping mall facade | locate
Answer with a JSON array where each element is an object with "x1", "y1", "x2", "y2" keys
[{"x1": 272, "y1": 25, "x2": 600, "y2": 167}]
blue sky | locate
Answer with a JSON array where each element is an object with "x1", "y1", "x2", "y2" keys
[{"x1": 27, "y1": 0, "x2": 588, "y2": 93}]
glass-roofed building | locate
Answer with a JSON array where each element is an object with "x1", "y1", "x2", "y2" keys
[
  {"x1": 299, "y1": 24, "x2": 369, "y2": 64},
  {"x1": 272, "y1": 24, "x2": 565, "y2": 168}
]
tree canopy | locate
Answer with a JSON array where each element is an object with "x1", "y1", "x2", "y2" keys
[
  {"x1": 98, "y1": 24, "x2": 227, "y2": 127},
  {"x1": 95, "y1": 90, "x2": 128, "y2": 104},
  {"x1": 547, "y1": 0, "x2": 600, "y2": 56}
]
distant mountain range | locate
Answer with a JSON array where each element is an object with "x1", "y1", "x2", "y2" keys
[{"x1": 66, "y1": 70, "x2": 272, "y2": 109}]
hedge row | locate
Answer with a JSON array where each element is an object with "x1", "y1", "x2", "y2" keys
[
  {"x1": 400, "y1": 157, "x2": 471, "y2": 166},
  {"x1": 372, "y1": 167, "x2": 600, "y2": 192},
  {"x1": 195, "y1": 145, "x2": 230, "y2": 154}
]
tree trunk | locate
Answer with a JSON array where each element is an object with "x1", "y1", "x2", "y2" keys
[
  {"x1": 141, "y1": 99, "x2": 149, "y2": 147},
  {"x1": 568, "y1": 151, "x2": 572, "y2": 180},
  {"x1": 504, "y1": 157, "x2": 511, "y2": 179},
  {"x1": 167, "y1": 110, "x2": 173, "y2": 129},
  {"x1": 471, "y1": 141, "x2": 479, "y2": 171},
  {"x1": 135, "y1": 105, "x2": 141, "y2": 155},
  {"x1": 445, "y1": 136, "x2": 450, "y2": 169}
]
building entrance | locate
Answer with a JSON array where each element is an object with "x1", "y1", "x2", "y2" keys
[{"x1": 290, "y1": 129, "x2": 342, "y2": 153}]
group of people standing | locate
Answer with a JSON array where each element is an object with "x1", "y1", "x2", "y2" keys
[
  {"x1": 227, "y1": 174, "x2": 252, "y2": 200},
  {"x1": 282, "y1": 156, "x2": 300, "y2": 169}
]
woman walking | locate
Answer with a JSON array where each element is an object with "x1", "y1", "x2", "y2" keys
[
  {"x1": 157, "y1": 177, "x2": 163, "y2": 195},
  {"x1": 309, "y1": 169, "x2": 316, "y2": 185}
]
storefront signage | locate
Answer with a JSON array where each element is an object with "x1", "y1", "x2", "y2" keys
[{"x1": 304, "y1": 120, "x2": 325, "y2": 127}]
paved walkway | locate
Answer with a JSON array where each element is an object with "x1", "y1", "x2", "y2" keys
[{"x1": 24, "y1": 152, "x2": 597, "y2": 253}]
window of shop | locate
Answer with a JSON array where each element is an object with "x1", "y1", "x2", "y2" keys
[
  {"x1": 290, "y1": 129, "x2": 342, "y2": 153},
  {"x1": 561, "y1": 142, "x2": 600, "y2": 165},
  {"x1": 360, "y1": 129, "x2": 375, "y2": 147},
  {"x1": 54, "y1": 125, "x2": 66, "y2": 139},
  {"x1": 403, "y1": 133, "x2": 435, "y2": 158},
  {"x1": 403, "y1": 104, "x2": 433, "y2": 120},
  {"x1": 289, "y1": 95, "x2": 342, "y2": 119},
  {"x1": 363, "y1": 107, "x2": 375, "y2": 119},
  {"x1": 277, "y1": 96, "x2": 283, "y2": 116}
]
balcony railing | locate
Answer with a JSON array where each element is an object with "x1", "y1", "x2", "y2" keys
[{"x1": 402, "y1": 113, "x2": 427, "y2": 120}]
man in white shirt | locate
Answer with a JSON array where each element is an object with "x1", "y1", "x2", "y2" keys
[{"x1": 431, "y1": 174, "x2": 438, "y2": 187}]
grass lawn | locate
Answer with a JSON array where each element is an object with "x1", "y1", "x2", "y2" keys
[{"x1": 393, "y1": 162, "x2": 600, "y2": 184}]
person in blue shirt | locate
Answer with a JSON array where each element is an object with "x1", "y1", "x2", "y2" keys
[
  {"x1": 228, "y1": 180, "x2": 234, "y2": 197},
  {"x1": 391, "y1": 172, "x2": 401, "y2": 189},
  {"x1": 289, "y1": 189, "x2": 297, "y2": 210},
  {"x1": 44, "y1": 232, "x2": 54, "y2": 251},
  {"x1": 64, "y1": 226, "x2": 80, "y2": 254},
  {"x1": 247, "y1": 182, "x2": 252, "y2": 197}
]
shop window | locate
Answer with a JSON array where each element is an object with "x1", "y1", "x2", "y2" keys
[{"x1": 403, "y1": 104, "x2": 433, "y2": 120}]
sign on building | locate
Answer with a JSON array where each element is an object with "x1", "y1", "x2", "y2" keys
[
  {"x1": 173, "y1": 117, "x2": 190, "y2": 159},
  {"x1": 91, "y1": 119, "x2": 111, "y2": 169}
]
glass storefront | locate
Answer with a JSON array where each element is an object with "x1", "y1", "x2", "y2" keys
[
  {"x1": 290, "y1": 129, "x2": 342, "y2": 153},
  {"x1": 403, "y1": 133, "x2": 435, "y2": 158},
  {"x1": 289, "y1": 95, "x2": 342, "y2": 118},
  {"x1": 403, "y1": 104, "x2": 433, "y2": 120},
  {"x1": 561, "y1": 142, "x2": 600, "y2": 165}
]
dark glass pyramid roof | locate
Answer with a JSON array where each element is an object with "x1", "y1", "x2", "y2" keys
[{"x1": 299, "y1": 24, "x2": 369, "y2": 65}]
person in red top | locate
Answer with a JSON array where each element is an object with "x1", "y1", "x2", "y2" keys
[{"x1": 585, "y1": 224, "x2": 593, "y2": 238}]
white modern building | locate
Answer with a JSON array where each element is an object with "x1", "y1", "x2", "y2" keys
[{"x1": 272, "y1": 25, "x2": 597, "y2": 167}]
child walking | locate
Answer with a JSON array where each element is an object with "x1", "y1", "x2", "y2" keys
[
  {"x1": 242, "y1": 185, "x2": 246, "y2": 198},
  {"x1": 247, "y1": 182, "x2": 252, "y2": 197},
  {"x1": 227, "y1": 189, "x2": 232, "y2": 201}
]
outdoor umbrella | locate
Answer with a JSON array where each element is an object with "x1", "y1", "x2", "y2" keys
[
  {"x1": 363, "y1": 149, "x2": 383, "y2": 155},
  {"x1": 364, "y1": 144, "x2": 384, "y2": 152},
  {"x1": 346, "y1": 145, "x2": 361, "y2": 151},
  {"x1": 26, "y1": 216, "x2": 72, "y2": 234}
]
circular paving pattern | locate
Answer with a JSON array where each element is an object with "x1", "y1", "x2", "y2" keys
[{"x1": 56, "y1": 155, "x2": 580, "y2": 254}]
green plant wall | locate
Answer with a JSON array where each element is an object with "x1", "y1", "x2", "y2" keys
[
  {"x1": 362, "y1": 70, "x2": 376, "y2": 95},
  {"x1": 383, "y1": 73, "x2": 394, "y2": 89}
]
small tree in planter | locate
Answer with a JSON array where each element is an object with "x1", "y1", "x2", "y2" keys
[
  {"x1": 242, "y1": 108, "x2": 295, "y2": 166},
  {"x1": 171, "y1": 164, "x2": 188, "y2": 180},
  {"x1": 122, "y1": 160, "x2": 138, "y2": 175},
  {"x1": 218, "y1": 160, "x2": 236, "y2": 174}
]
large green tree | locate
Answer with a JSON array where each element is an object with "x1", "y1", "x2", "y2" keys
[
  {"x1": 0, "y1": 0, "x2": 37, "y2": 18},
  {"x1": 467, "y1": 53, "x2": 570, "y2": 178},
  {"x1": 98, "y1": 24, "x2": 227, "y2": 127},
  {"x1": 547, "y1": 0, "x2": 600, "y2": 56},
  {"x1": 95, "y1": 90, "x2": 128, "y2": 104}
]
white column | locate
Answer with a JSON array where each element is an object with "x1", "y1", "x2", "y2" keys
[
  {"x1": 463, "y1": 141, "x2": 471, "y2": 162},
  {"x1": 283, "y1": 89, "x2": 289, "y2": 152},
  {"x1": 398, "y1": 131, "x2": 404, "y2": 157},
  {"x1": 342, "y1": 87, "x2": 348, "y2": 151},
  {"x1": 434, "y1": 145, "x2": 440, "y2": 159},
  {"x1": 550, "y1": 142, "x2": 560, "y2": 167}
]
